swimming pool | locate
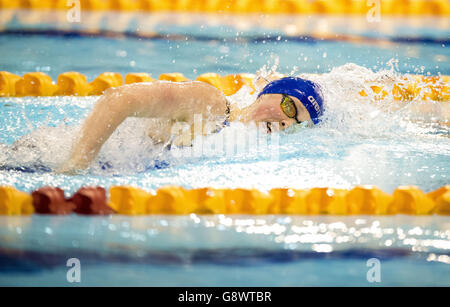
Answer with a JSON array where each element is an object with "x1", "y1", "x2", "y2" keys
[{"x1": 0, "y1": 10, "x2": 449, "y2": 286}]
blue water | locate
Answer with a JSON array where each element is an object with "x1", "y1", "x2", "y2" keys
[
  {"x1": 0, "y1": 90, "x2": 448, "y2": 195},
  {"x1": 1, "y1": 12, "x2": 449, "y2": 78},
  {"x1": 0, "y1": 33, "x2": 448, "y2": 80},
  {"x1": 0, "y1": 12, "x2": 449, "y2": 286},
  {"x1": 0, "y1": 215, "x2": 449, "y2": 286},
  {"x1": 0, "y1": 83, "x2": 448, "y2": 286}
]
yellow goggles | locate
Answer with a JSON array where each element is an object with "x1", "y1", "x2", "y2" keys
[{"x1": 280, "y1": 95, "x2": 301, "y2": 124}]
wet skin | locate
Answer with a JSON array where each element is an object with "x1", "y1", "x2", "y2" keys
[{"x1": 59, "y1": 81, "x2": 313, "y2": 173}]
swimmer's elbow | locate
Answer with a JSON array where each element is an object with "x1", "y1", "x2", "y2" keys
[{"x1": 115, "y1": 82, "x2": 169, "y2": 117}]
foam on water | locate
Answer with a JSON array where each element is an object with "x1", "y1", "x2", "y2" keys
[{"x1": 0, "y1": 64, "x2": 448, "y2": 193}]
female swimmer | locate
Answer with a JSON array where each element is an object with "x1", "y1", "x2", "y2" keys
[{"x1": 59, "y1": 76, "x2": 324, "y2": 173}]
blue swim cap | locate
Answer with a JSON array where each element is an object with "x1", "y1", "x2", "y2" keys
[{"x1": 257, "y1": 77, "x2": 324, "y2": 125}]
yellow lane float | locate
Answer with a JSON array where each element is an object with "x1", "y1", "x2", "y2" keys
[
  {"x1": 2, "y1": 0, "x2": 449, "y2": 15},
  {"x1": 109, "y1": 185, "x2": 150, "y2": 215},
  {"x1": 346, "y1": 186, "x2": 393, "y2": 215},
  {"x1": 125, "y1": 72, "x2": 154, "y2": 84},
  {"x1": 2, "y1": 71, "x2": 447, "y2": 101},
  {"x1": 159, "y1": 72, "x2": 189, "y2": 82},
  {"x1": 21, "y1": 72, "x2": 58, "y2": 96},
  {"x1": 0, "y1": 185, "x2": 449, "y2": 216},
  {"x1": 0, "y1": 186, "x2": 34, "y2": 215},
  {"x1": 56, "y1": 72, "x2": 91, "y2": 96},
  {"x1": 389, "y1": 186, "x2": 437, "y2": 215},
  {"x1": 0, "y1": 71, "x2": 21, "y2": 97},
  {"x1": 89, "y1": 72, "x2": 123, "y2": 95}
]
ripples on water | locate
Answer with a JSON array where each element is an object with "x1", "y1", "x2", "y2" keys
[
  {"x1": 0, "y1": 215, "x2": 449, "y2": 263},
  {"x1": 0, "y1": 64, "x2": 449, "y2": 286}
]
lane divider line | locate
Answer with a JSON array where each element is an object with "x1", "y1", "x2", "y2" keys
[{"x1": 0, "y1": 185, "x2": 449, "y2": 216}]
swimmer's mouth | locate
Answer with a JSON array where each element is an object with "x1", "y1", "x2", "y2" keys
[{"x1": 266, "y1": 122, "x2": 272, "y2": 134}]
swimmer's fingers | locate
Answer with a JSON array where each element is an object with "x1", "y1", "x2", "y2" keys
[
  {"x1": 56, "y1": 161, "x2": 82, "y2": 175},
  {"x1": 55, "y1": 166, "x2": 76, "y2": 175}
]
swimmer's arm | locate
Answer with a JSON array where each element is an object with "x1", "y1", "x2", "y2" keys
[
  {"x1": 58, "y1": 86, "x2": 137, "y2": 172},
  {"x1": 58, "y1": 81, "x2": 227, "y2": 173}
]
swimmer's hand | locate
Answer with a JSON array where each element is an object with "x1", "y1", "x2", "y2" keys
[
  {"x1": 56, "y1": 157, "x2": 89, "y2": 175},
  {"x1": 56, "y1": 165, "x2": 77, "y2": 175},
  {"x1": 56, "y1": 164, "x2": 79, "y2": 175}
]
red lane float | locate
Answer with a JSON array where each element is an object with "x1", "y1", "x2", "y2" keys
[
  {"x1": 70, "y1": 186, "x2": 114, "y2": 215},
  {"x1": 31, "y1": 187, "x2": 75, "y2": 214}
]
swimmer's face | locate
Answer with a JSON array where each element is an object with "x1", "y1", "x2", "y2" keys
[{"x1": 248, "y1": 94, "x2": 311, "y2": 131}]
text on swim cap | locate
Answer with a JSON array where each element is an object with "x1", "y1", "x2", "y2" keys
[{"x1": 308, "y1": 96, "x2": 322, "y2": 115}]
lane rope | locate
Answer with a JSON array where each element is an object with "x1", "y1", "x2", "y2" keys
[
  {"x1": 0, "y1": 185, "x2": 449, "y2": 216},
  {"x1": 1, "y1": 71, "x2": 449, "y2": 102},
  {"x1": 0, "y1": 0, "x2": 449, "y2": 16}
]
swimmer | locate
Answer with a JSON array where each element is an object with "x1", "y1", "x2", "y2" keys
[{"x1": 59, "y1": 76, "x2": 324, "y2": 173}]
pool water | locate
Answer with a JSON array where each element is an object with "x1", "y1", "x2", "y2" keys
[
  {"x1": 0, "y1": 13, "x2": 449, "y2": 286},
  {"x1": 0, "y1": 30, "x2": 448, "y2": 80},
  {"x1": 1, "y1": 215, "x2": 450, "y2": 286},
  {"x1": 0, "y1": 65, "x2": 448, "y2": 194}
]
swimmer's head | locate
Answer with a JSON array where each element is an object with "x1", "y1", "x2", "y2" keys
[{"x1": 249, "y1": 77, "x2": 324, "y2": 128}]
